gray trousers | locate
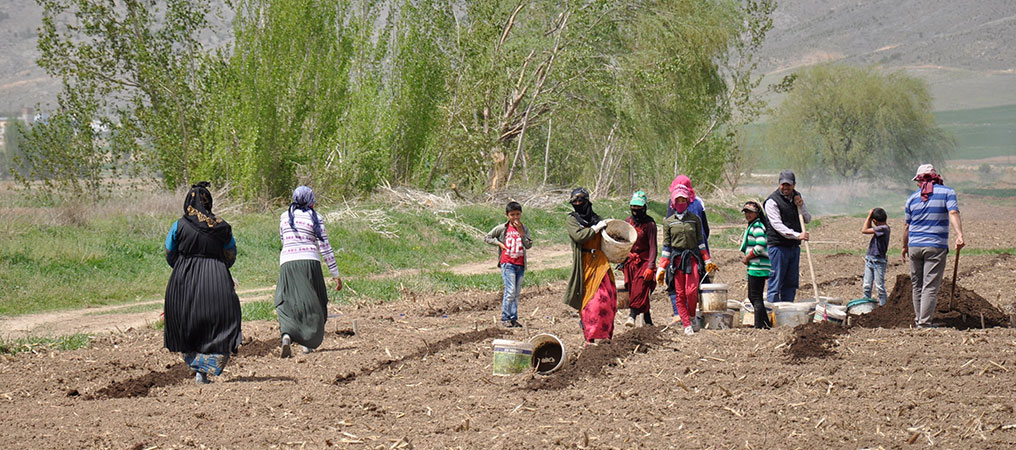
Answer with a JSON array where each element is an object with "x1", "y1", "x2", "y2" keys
[{"x1": 908, "y1": 246, "x2": 948, "y2": 326}]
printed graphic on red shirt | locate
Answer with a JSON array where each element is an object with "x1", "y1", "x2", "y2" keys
[{"x1": 500, "y1": 224, "x2": 525, "y2": 266}]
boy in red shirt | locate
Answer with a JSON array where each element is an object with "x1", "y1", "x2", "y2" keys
[{"x1": 485, "y1": 202, "x2": 533, "y2": 327}]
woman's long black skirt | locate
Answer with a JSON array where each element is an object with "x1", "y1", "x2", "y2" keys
[{"x1": 164, "y1": 256, "x2": 242, "y2": 355}]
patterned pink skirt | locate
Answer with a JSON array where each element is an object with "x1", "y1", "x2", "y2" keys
[{"x1": 580, "y1": 272, "x2": 618, "y2": 341}]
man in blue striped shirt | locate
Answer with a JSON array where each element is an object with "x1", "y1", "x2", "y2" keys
[{"x1": 901, "y1": 164, "x2": 965, "y2": 328}]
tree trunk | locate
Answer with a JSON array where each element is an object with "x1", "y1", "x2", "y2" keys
[{"x1": 542, "y1": 116, "x2": 552, "y2": 186}]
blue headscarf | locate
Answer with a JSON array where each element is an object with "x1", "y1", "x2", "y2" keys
[{"x1": 288, "y1": 186, "x2": 324, "y2": 241}]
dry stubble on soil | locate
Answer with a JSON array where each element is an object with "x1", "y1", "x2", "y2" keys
[{"x1": 2, "y1": 212, "x2": 1016, "y2": 448}]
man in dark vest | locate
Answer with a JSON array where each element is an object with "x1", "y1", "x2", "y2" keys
[{"x1": 762, "y1": 170, "x2": 811, "y2": 303}]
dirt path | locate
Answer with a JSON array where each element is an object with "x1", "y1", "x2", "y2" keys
[
  {"x1": 6, "y1": 200, "x2": 1015, "y2": 339},
  {"x1": 0, "y1": 244, "x2": 574, "y2": 339}
]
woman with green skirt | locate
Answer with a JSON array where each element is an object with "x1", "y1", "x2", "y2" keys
[{"x1": 275, "y1": 186, "x2": 342, "y2": 357}]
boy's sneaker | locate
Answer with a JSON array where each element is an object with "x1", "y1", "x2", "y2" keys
[
  {"x1": 509, "y1": 320, "x2": 523, "y2": 328},
  {"x1": 302, "y1": 346, "x2": 314, "y2": 354},
  {"x1": 280, "y1": 334, "x2": 292, "y2": 358},
  {"x1": 684, "y1": 326, "x2": 695, "y2": 336},
  {"x1": 624, "y1": 317, "x2": 635, "y2": 328}
]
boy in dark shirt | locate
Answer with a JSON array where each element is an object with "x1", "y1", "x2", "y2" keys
[{"x1": 861, "y1": 208, "x2": 891, "y2": 305}]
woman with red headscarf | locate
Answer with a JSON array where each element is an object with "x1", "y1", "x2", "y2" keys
[{"x1": 656, "y1": 185, "x2": 715, "y2": 335}]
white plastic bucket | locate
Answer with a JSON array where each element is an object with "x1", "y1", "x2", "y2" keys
[
  {"x1": 529, "y1": 333, "x2": 566, "y2": 375},
  {"x1": 813, "y1": 302, "x2": 847, "y2": 324},
  {"x1": 699, "y1": 283, "x2": 729, "y2": 312},
  {"x1": 600, "y1": 220, "x2": 637, "y2": 263},
  {"x1": 492, "y1": 339, "x2": 534, "y2": 376},
  {"x1": 702, "y1": 311, "x2": 734, "y2": 330},
  {"x1": 846, "y1": 298, "x2": 878, "y2": 316},
  {"x1": 615, "y1": 278, "x2": 630, "y2": 309},
  {"x1": 772, "y1": 302, "x2": 812, "y2": 328}
]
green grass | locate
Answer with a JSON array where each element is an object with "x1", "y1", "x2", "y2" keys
[
  {"x1": 0, "y1": 191, "x2": 588, "y2": 316},
  {"x1": 0, "y1": 333, "x2": 92, "y2": 355},
  {"x1": 963, "y1": 188, "x2": 1016, "y2": 198},
  {"x1": 742, "y1": 104, "x2": 1016, "y2": 172},
  {"x1": 934, "y1": 104, "x2": 1016, "y2": 162},
  {"x1": 241, "y1": 300, "x2": 276, "y2": 321},
  {"x1": 426, "y1": 267, "x2": 571, "y2": 293}
]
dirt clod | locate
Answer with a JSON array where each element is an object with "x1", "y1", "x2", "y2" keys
[
  {"x1": 86, "y1": 363, "x2": 192, "y2": 400},
  {"x1": 239, "y1": 339, "x2": 278, "y2": 358},
  {"x1": 855, "y1": 274, "x2": 1009, "y2": 329},
  {"x1": 786, "y1": 321, "x2": 847, "y2": 359}
]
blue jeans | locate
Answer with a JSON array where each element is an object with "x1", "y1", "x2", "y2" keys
[
  {"x1": 862, "y1": 256, "x2": 888, "y2": 305},
  {"x1": 766, "y1": 245, "x2": 800, "y2": 303},
  {"x1": 500, "y1": 263, "x2": 525, "y2": 321}
]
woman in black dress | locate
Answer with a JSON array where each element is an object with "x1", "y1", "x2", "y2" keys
[{"x1": 163, "y1": 182, "x2": 242, "y2": 384}]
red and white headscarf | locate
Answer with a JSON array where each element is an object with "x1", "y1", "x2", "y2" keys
[{"x1": 913, "y1": 164, "x2": 943, "y2": 202}]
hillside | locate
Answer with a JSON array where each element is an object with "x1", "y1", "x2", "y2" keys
[{"x1": 758, "y1": 0, "x2": 1016, "y2": 110}]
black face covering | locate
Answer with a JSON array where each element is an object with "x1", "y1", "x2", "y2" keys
[
  {"x1": 570, "y1": 198, "x2": 600, "y2": 228},
  {"x1": 630, "y1": 207, "x2": 651, "y2": 223}
]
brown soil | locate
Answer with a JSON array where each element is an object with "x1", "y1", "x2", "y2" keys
[
  {"x1": 85, "y1": 363, "x2": 192, "y2": 400},
  {"x1": 3, "y1": 207, "x2": 1016, "y2": 447},
  {"x1": 527, "y1": 326, "x2": 662, "y2": 391},
  {"x1": 856, "y1": 274, "x2": 1011, "y2": 330},
  {"x1": 786, "y1": 321, "x2": 848, "y2": 359}
]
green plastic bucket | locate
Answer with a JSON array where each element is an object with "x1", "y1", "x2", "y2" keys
[{"x1": 492, "y1": 339, "x2": 534, "y2": 376}]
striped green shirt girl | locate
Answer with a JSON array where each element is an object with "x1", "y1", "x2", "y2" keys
[{"x1": 740, "y1": 218, "x2": 770, "y2": 277}]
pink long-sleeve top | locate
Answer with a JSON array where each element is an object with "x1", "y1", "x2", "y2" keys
[{"x1": 279, "y1": 209, "x2": 339, "y2": 277}]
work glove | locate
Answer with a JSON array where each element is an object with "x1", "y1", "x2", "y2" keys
[
  {"x1": 656, "y1": 258, "x2": 670, "y2": 283},
  {"x1": 642, "y1": 268, "x2": 654, "y2": 280},
  {"x1": 591, "y1": 220, "x2": 607, "y2": 232},
  {"x1": 705, "y1": 260, "x2": 718, "y2": 273}
]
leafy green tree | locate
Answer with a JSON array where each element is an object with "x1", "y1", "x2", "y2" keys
[
  {"x1": 768, "y1": 64, "x2": 954, "y2": 179},
  {"x1": 24, "y1": 0, "x2": 214, "y2": 193},
  {"x1": 196, "y1": 0, "x2": 355, "y2": 200}
]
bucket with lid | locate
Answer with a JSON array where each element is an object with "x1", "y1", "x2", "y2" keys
[
  {"x1": 529, "y1": 333, "x2": 566, "y2": 375},
  {"x1": 699, "y1": 283, "x2": 729, "y2": 312},
  {"x1": 772, "y1": 302, "x2": 812, "y2": 328},
  {"x1": 702, "y1": 311, "x2": 734, "y2": 330},
  {"x1": 492, "y1": 339, "x2": 534, "y2": 376},
  {"x1": 599, "y1": 219, "x2": 637, "y2": 263}
]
